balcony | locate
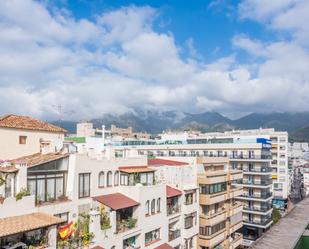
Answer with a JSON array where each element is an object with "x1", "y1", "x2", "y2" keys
[
  {"x1": 230, "y1": 232, "x2": 243, "y2": 249},
  {"x1": 230, "y1": 155, "x2": 271, "y2": 161},
  {"x1": 167, "y1": 204, "x2": 181, "y2": 216},
  {"x1": 243, "y1": 205, "x2": 273, "y2": 215},
  {"x1": 169, "y1": 229, "x2": 181, "y2": 241},
  {"x1": 239, "y1": 179, "x2": 272, "y2": 188},
  {"x1": 236, "y1": 193, "x2": 273, "y2": 202},
  {"x1": 243, "y1": 167, "x2": 272, "y2": 175},
  {"x1": 116, "y1": 217, "x2": 138, "y2": 233},
  {"x1": 243, "y1": 217, "x2": 273, "y2": 228}
]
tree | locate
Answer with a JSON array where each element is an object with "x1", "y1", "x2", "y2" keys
[{"x1": 272, "y1": 207, "x2": 282, "y2": 224}]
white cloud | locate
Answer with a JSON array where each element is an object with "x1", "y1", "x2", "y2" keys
[{"x1": 0, "y1": 0, "x2": 309, "y2": 121}]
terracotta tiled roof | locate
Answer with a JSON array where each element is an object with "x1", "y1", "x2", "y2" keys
[
  {"x1": 119, "y1": 166, "x2": 155, "y2": 173},
  {"x1": 0, "y1": 114, "x2": 66, "y2": 133},
  {"x1": 0, "y1": 165, "x2": 19, "y2": 173},
  {"x1": 154, "y1": 243, "x2": 174, "y2": 249},
  {"x1": 166, "y1": 185, "x2": 182, "y2": 198},
  {"x1": 0, "y1": 212, "x2": 63, "y2": 237},
  {"x1": 93, "y1": 193, "x2": 139, "y2": 210},
  {"x1": 148, "y1": 158, "x2": 189, "y2": 166},
  {"x1": 11, "y1": 152, "x2": 69, "y2": 168}
]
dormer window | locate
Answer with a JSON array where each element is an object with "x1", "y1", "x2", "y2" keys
[{"x1": 19, "y1": 136, "x2": 27, "y2": 144}]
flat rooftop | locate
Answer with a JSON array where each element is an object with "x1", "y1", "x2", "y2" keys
[{"x1": 251, "y1": 197, "x2": 309, "y2": 249}]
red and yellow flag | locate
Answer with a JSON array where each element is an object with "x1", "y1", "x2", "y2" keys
[{"x1": 58, "y1": 221, "x2": 75, "y2": 240}]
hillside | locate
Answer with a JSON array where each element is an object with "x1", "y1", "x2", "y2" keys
[{"x1": 52, "y1": 111, "x2": 309, "y2": 142}]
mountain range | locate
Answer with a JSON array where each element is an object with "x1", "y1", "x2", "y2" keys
[{"x1": 52, "y1": 111, "x2": 309, "y2": 142}]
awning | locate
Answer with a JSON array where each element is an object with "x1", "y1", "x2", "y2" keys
[
  {"x1": 154, "y1": 243, "x2": 174, "y2": 249},
  {"x1": 0, "y1": 212, "x2": 63, "y2": 237},
  {"x1": 119, "y1": 166, "x2": 155, "y2": 173},
  {"x1": 91, "y1": 247, "x2": 104, "y2": 249},
  {"x1": 93, "y1": 193, "x2": 139, "y2": 210},
  {"x1": 166, "y1": 185, "x2": 182, "y2": 198}
]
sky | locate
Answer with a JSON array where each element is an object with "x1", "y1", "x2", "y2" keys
[{"x1": 0, "y1": 0, "x2": 309, "y2": 120}]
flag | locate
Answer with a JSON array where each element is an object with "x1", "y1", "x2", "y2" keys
[{"x1": 59, "y1": 221, "x2": 75, "y2": 240}]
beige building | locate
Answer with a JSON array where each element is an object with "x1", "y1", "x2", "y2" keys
[
  {"x1": 0, "y1": 114, "x2": 66, "y2": 160},
  {"x1": 197, "y1": 157, "x2": 243, "y2": 249}
]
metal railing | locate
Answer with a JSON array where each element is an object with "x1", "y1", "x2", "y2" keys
[{"x1": 237, "y1": 193, "x2": 272, "y2": 199}]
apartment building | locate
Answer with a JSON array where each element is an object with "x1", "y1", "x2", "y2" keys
[
  {"x1": 197, "y1": 157, "x2": 243, "y2": 249},
  {"x1": 76, "y1": 122, "x2": 151, "y2": 140},
  {"x1": 0, "y1": 136, "x2": 200, "y2": 248},
  {"x1": 108, "y1": 137, "x2": 272, "y2": 246},
  {"x1": 0, "y1": 114, "x2": 66, "y2": 160}
]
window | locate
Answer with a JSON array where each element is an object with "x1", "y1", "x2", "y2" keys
[
  {"x1": 157, "y1": 198, "x2": 161, "y2": 212},
  {"x1": 19, "y1": 136, "x2": 27, "y2": 144},
  {"x1": 185, "y1": 193, "x2": 193, "y2": 205},
  {"x1": 98, "y1": 171, "x2": 104, "y2": 188},
  {"x1": 199, "y1": 221, "x2": 225, "y2": 236},
  {"x1": 107, "y1": 171, "x2": 113, "y2": 187},
  {"x1": 114, "y1": 171, "x2": 119, "y2": 186},
  {"x1": 28, "y1": 172, "x2": 67, "y2": 204},
  {"x1": 79, "y1": 173, "x2": 90, "y2": 198},
  {"x1": 145, "y1": 228, "x2": 160, "y2": 245},
  {"x1": 201, "y1": 205, "x2": 209, "y2": 215},
  {"x1": 145, "y1": 200, "x2": 150, "y2": 216},
  {"x1": 200, "y1": 183, "x2": 226, "y2": 195},
  {"x1": 151, "y1": 199, "x2": 155, "y2": 214},
  {"x1": 185, "y1": 212, "x2": 196, "y2": 229}
]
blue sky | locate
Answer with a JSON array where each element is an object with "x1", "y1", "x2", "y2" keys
[
  {"x1": 52, "y1": 0, "x2": 274, "y2": 62},
  {"x1": 0, "y1": 0, "x2": 308, "y2": 120}
]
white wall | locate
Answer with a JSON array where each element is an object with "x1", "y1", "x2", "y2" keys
[{"x1": 0, "y1": 127, "x2": 64, "y2": 160}]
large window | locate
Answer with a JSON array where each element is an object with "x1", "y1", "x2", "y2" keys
[
  {"x1": 145, "y1": 228, "x2": 160, "y2": 245},
  {"x1": 79, "y1": 173, "x2": 90, "y2": 198},
  {"x1": 28, "y1": 172, "x2": 67, "y2": 204},
  {"x1": 199, "y1": 221, "x2": 226, "y2": 236},
  {"x1": 98, "y1": 171, "x2": 104, "y2": 188},
  {"x1": 200, "y1": 182, "x2": 226, "y2": 195}
]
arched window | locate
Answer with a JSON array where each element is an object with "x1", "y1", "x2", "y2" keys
[
  {"x1": 107, "y1": 171, "x2": 113, "y2": 187},
  {"x1": 151, "y1": 199, "x2": 155, "y2": 214},
  {"x1": 98, "y1": 171, "x2": 104, "y2": 188},
  {"x1": 114, "y1": 171, "x2": 119, "y2": 186},
  {"x1": 157, "y1": 198, "x2": 161, "y2": 213},
  {"x1": 145, "y1": 200, "x2": 150, "y2": 215}
]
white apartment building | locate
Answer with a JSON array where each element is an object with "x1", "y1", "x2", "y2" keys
[
  {"x1": 0, "y1": 141, "x2": 200, "y2": 248},
  {"x1": 0, "y1": 114, "x2": 66, "y2": 160}
]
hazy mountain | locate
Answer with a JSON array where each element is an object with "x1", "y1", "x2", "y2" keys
[
  {"x1": 232, "y1": 112, "x2": 309, "y2": 131},
  {"x1": 52, "y1": 111, "x2": 309, "y2": 142}
]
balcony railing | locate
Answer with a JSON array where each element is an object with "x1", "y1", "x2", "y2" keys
[
  {"x1": 243, "y1": 167, "x2": 272, "y2": 173},
  {"x1": 169, "y1": 229, "x2": 181, "y2": 241},
  {"x1": 241, "y1": 179, "x2": 272, "y2": 186},
  {"x1": 243, "y1": 205, "x2": 272, "y2": 212},
  {"x1": 167, "y1": 205, "x2": 180, "y2": 216},
  {"x1": 243, "y1": 217, "x2": 272, "y2": 226},
  {"x1": 230, "y1": 155, "x2": 271, "y2": 160},
  {"x1": 116, "y1": 217, "x2": 137, "y2": 233},
  {"x1": 237, "y1": 193, "x2": 272, "y2": 200}
]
